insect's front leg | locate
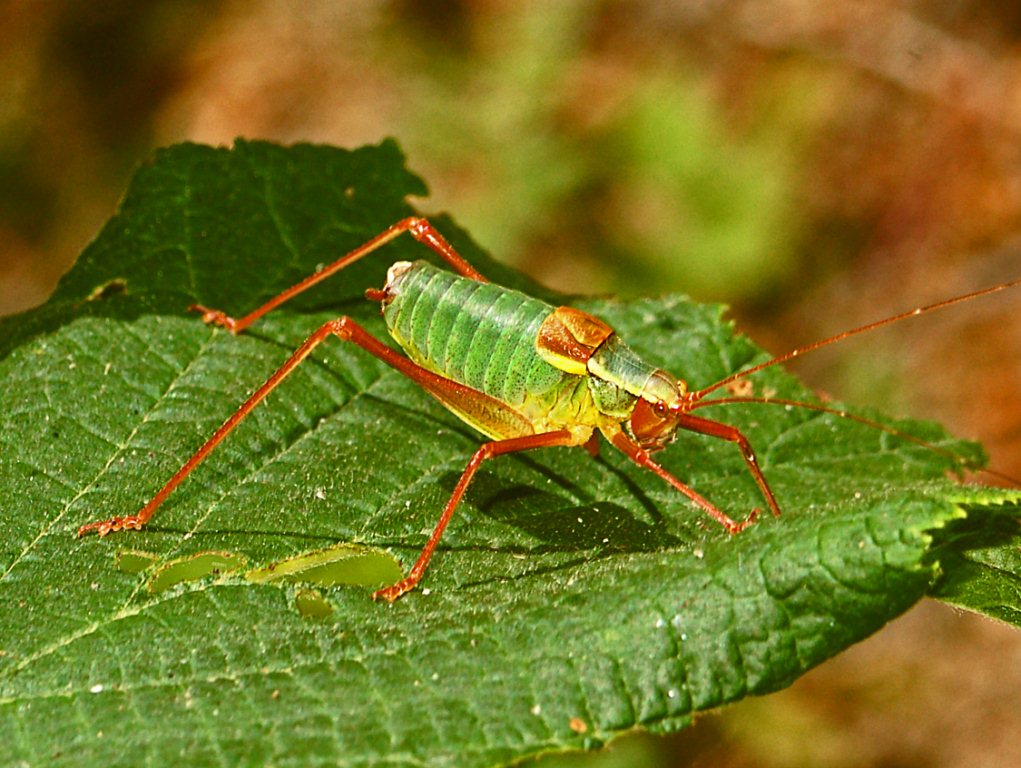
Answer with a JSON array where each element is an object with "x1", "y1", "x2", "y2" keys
[
  {"x1": 673, "y1": 413, "x2": 782, "y2": 519},
  {"x1": 600, "y1": 423, "x2": 760, "y2": 534}
]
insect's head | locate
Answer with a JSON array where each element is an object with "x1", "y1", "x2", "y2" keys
[{"x1": 629, "y1": 370, "x2": 691, "y2": 451}]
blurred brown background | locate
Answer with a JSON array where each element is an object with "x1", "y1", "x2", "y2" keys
[{"x1": 2, "y1": 1, "x2": 1020, "y2": 765}]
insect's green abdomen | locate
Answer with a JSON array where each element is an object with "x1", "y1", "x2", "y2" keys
[{"x1": 382, "y1": 262, "x2": 566, "y2": 409}]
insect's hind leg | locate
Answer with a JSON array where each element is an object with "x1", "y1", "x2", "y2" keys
[
  {"x1": 77, "y1": 317, "x2": 365, "y2": 538},
  {"x1": 191, "y1": 217, "x2": 487, "y2": 334},
  {"x1": 76, "y1": 315, "x2": 507, "y2": 538}
]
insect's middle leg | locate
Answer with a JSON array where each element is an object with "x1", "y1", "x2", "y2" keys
[{"x1": 373, "y1": 429, "x2": 581, "y2": 603}]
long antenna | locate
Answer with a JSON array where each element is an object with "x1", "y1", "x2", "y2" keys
[
  {"x1": 688, "y1": 395, "x2": 1021, "y2": 487},
  {"x1": 693, "y1": 277, "x2": 1021, "y2": 401}
]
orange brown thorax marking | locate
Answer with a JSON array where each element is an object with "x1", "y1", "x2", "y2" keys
[{"x1": 535, "y1": 306, "x2": 615, "y2": 375}]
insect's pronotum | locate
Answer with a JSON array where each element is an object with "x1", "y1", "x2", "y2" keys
[{"x1": 77, "y1": 218, "x2": 1021, "y2": 601}]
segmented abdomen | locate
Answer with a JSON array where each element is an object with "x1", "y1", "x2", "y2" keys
[{"x1": 382, "y1": 262, "x2": 570, "y2": 411}]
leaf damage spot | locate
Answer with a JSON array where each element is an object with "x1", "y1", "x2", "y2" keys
[
  {"x1": 115, "y1": 549, "x2": 159, "y2": 574},
  {"x1": 147, "y1": 551, "x2": 248, "y2": 593},
  {"x1": 245, "y1": 542, "x2": 402, "y2": 589},
  {"x1": 294, "y1": 588, "x2": 333, "y2": 619}
]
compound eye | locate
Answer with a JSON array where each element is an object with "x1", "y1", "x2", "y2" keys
[{"x1": 654, "y1": 402, "x2": 668, "y2": 417}]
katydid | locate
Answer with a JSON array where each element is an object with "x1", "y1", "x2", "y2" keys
[{"x1": 76, "y1": 218, "x2": 1021, "y2": 601}]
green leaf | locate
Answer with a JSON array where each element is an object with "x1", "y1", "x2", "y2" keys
[
  {"x1": 1, "y1": 140, "x2": 1017, "y2": 767},
  {"x1": 930, "y1": 493, "x2": 1021, "y2": 626}
]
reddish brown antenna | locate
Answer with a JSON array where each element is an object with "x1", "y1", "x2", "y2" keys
[{"x1": 694, "y1": 277, "x2": 1021, "y2": 401}]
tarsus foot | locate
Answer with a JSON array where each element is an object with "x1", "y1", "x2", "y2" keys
[
  {"x1": 725, "y1": 507, "x2": 760, "y2": 534},
  {"x1": 188, "y1": 304, "x2": 239, "y2": 333},
  {"x1": 372, "y1": 576, "x2": 419, "y2": 603},
  {"x1": 77, "y1": 515, "x2": 144, "y2": 538}
]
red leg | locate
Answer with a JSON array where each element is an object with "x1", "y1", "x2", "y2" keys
[
  {"x1": 674, "y1": 413, "x2": 781, "y2": 519},
  {"x1": 191, "y1": 217, "x2": 487, "y2": 334},
  {"x1": 78, "y1": 317, "x2": 527, "y2": 537},
  {"x1": 373, "y1": 429, "x2": 581, "y2": 603},
  {"x1": 601, "y1": 424, "x2": 759, "y2": 534},
  {"x1": 78, "y1": 320, "x2": 344, "y2": 537}
]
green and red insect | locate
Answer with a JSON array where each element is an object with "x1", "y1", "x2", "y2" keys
[{"x1": 76, "y1": 218, "x2": 1021, "y2": 601}]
